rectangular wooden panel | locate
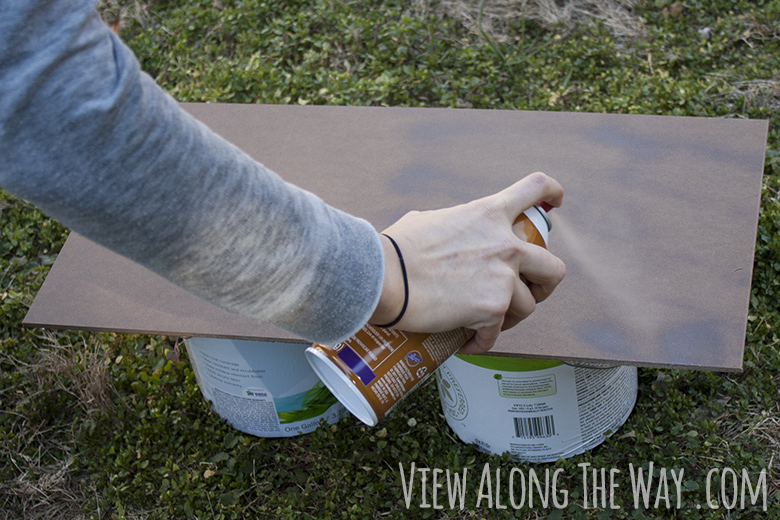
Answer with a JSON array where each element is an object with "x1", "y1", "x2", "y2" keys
[{"x1": 24, "y1": 104, "x2": 768, "y2": 370}]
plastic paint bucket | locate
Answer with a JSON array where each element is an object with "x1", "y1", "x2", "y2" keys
[
  {"x1": 306, "y1": 206, "x2": 551, "y2": 426},
  {"x1": 185, "y1": 338, "x2": 347, "y2": 437},
  {"x1": 436, "y1": 354, "x2": 637, "y2": 462}
]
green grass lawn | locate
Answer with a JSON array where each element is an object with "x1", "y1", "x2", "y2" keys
[{"x1": 2, "y1": 0, "x2": 779, "y2": 518}]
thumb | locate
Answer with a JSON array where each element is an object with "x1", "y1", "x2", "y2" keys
[
  {"x1": 491, "y1": 172, "x2": 564, "y2": 223},
  {"x1": 458, "y1": 327, "x2": 498, "y2": 354}
]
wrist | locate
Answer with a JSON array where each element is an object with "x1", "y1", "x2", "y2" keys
[{"x1": 369, "y1": 234, "x2": 406, "y2": 327}]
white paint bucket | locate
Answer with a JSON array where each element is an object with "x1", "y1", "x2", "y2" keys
[
  {"x1": 436, "y1": 354, "x2": 637, "y2": 462},
  {"x1": 185, "y1": 338, "x2": 347, "y2": 437}
]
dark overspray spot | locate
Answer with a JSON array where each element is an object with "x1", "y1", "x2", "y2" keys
[
  {"x1": 578, "y1": 319, "x2": 725, "y2": 367},
  {"x1": 660, "y1": 320, "x2": 723, "y2": 367},
  {"x1": 407, "y1": 122, "x2": 465, "y2": 141},
  {"x1": 577, "y1": 321, "x2": 631, "y2": 357},
  {"x1": 390, "y1": 164, "x2": 477, "y2": 201},
  {"x1": 586, "y1": 122, "x2": 755, "y2": 169}
]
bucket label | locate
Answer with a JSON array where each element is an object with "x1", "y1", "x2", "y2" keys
[
  {"x1": 186, "y1": 338, "x2": 347, "y2": 438},
  {"x1": 495, "y1": 373, "x2": 558, "y2": 399},
  {"x1": 437, "y1": 356, "x2": 637, "y2": 463},
  {"x1": 438, "y1": 364, "x2": 469, "y2": 421},
  {"x1": 212, "y1": 386, "x2": 281, "y2": 434}
]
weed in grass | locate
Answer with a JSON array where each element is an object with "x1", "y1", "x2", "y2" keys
[{"x1": 438, "y1": 0, "x2": 646, "y2": 42}]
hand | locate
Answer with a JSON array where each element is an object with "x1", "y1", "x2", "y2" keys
[{"x1": 369, "y1": 172, "x2": 566, "y2": 353}]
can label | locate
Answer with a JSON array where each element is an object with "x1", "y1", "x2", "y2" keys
[
  {"x1": 306, "y1": 206, "x2": 550, "y2": 426},
  {"x1": 308, "y1": 326, "x2": 473, "y2": 425}
]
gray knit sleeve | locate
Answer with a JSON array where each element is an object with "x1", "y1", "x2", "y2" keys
[{"x1": 0, "y1": 0, "x2": 384, "y2": 344}]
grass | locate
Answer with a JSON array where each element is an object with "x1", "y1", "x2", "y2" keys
[{"x1": 1, "y1": 0, "x2": 779, "y2": 518}]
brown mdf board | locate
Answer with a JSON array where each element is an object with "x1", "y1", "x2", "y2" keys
[{"x1": 24, "y1": 104, "x2": 768, "y2": 371}]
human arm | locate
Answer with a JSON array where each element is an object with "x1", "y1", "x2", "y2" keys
[
  {"x1": 0, "y1": 0, "x2": 565, "y2": 350},
  {"x1": 0, "y1": 0, "x2": 384, "y2": 344}
]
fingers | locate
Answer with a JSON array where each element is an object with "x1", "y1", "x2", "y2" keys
[
  {"x1": 459, "y1": 325, "x2": 501, "y2": 354},
  {"x1": 502, "y1": 276, "x2": 536, "y2": 331},
  {"x1": 459, "y1": 245, "x2": 565, "y2": 354},
  {"x1": 457, "y1": 278, "x2": 532, "y2": 354},
  {"x1": 491, "y1": 172, "x2": 564, "y2": 222},
  {"x1": 515, "y1": 244, "x2": 567, "y2": 304}
]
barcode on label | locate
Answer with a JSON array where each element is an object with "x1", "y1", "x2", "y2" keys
[{"x1": 514, "y1": 415, "x2": 556, "y2": 439}]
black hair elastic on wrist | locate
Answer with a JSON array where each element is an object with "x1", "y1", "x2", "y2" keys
[{"x1": 376, "y1": 233, "x2": 409, "y2": 329}]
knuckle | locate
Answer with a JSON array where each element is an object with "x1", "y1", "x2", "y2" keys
[
  {"x1": 473, "y1": 197, "x2": 506, "y2": 223},
  {"x1": 481, "y1": 298, "x2": 510, "y2": 321},
  {"x1": 511, "y1": 240, "x2": 532, "y2": 262},
  {"x1": 472, "y1": 290, "x2": 513, "y2": 326},
  {"x1": 526, "y1": 171, "x2": 550, "y2": 189},
  {"x1": 519, "y1": 297, "x2": 536, "y2": 319}
]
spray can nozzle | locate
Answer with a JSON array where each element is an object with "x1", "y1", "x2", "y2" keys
[{"x1": 539, "y1": 201, "x2": 554, "y2": 213}]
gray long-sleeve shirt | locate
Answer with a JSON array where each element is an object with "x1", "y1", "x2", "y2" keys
[{"x1": 0, "y1": 0, "x2": 384, "y2": 344}]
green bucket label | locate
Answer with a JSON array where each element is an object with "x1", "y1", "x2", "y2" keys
[{"x1": 455, "y1": 353, "x2": 563, "y2": 372}]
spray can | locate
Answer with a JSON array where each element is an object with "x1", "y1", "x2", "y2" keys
[{"x1": 305, "y1": 205, "x2": 551, "y2": 426}]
